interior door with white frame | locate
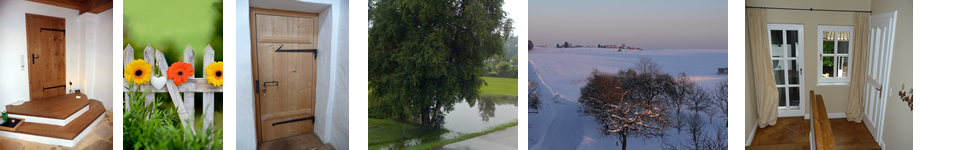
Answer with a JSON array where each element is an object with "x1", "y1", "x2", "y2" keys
[
  {"x1": 767, "y1": 24, "x2": 805, "y2": 117},
  {"x1": 864, "y1": 10, "x2": 897, "y2": 146}
]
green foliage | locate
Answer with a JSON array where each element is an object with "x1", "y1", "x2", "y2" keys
[
  {"x1": 823, "y1": 41, "x2": 834, "y2": 66},
  {"x1": 369, "y1": 0, "x2": 512, "y2": 129},
  {"x1": 123, "y1": 82, "x2": 223, "y2": 150},
  {"x1": 496, "y1": 61, "x2": 511, "y2": 75}
]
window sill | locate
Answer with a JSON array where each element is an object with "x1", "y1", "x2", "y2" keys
[{"x1": 816, "y1": 82, "x2": 850, "y2": 86}]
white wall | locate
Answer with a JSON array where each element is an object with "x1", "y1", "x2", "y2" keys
[
  {"x1": 92, "y1": 9, "x2": 114, "y2": 111},
  {"x1": 235, "y1": 0, "x2": 257, "y2": 149},
  {"x1": 236, "y1": 0, "x2": 348, "y2": 149},
  {"x1": 327, "y1": 1, "x2": 349, "y2": 149},
  {"x1": 0, "y1": 0, "x2": 79, "y2": 107}
]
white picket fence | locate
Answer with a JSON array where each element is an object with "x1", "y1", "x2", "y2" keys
[{"x1": 122, "y1": 44, "x2": 222, "y2": 133}]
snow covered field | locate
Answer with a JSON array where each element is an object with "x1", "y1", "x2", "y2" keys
[{"x1": 528, "y1": 47, "x2": 728, "y2": 149}]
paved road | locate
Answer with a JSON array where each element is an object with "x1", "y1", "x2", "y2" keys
[{"x1": 438, "y1": 126, "x2": 518, "y2": 150}]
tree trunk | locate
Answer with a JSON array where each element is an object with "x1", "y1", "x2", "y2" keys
[{"x1": 620, "y1": 133, "x2": 627, "y2": 150}]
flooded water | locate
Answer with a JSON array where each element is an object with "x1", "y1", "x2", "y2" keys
[
  {"x1": 386, "y1": 94, "x2": 519, "y2": 149},
  {"x1": 440, "y1": 94, "x2": 519, "y2": 139}
]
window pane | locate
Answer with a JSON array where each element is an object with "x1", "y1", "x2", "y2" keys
[
  {"x1": 822, "y1": 56, "x2": 834, "y2": 77},
  {"x1": 778, "y1": 87, "x2": 786, "y2": 107},
  {"x1": 787, "y1": 30, "x2": 799, "y2": 57},
  {"x1": 838, "y1": 31, "x2": 849, "y2": 54},
  {"x1": 836, "y1": 56, "x2": 849, "y2": 77},
  {"x1": 773, "y1": 60, "x2": 785, "y2": 85},
  {"x1": 770, "y1": 30, "x2": 784, "y2": 58},
  {"x1": 789, "y1": 87, "x2": 800, "y2": 110},
  {"x1": 788, "y1": 60, "x2": 799, "y2": 85},
  {"x1": 823, "y1": 31, "x2": 834, "y2": 54}
]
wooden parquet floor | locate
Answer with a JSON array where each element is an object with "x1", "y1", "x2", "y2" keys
[{"x1": 747, "y1": 117, "x2": 880, "y2": 150}]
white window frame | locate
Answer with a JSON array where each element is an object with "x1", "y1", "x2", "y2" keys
[{"x1": 816, "y1": 25, "x2": 854, "y2": 86}]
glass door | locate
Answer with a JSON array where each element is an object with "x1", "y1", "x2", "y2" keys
[{"x1": 767, "y1": 24, "x2": 805, "y2": 117}]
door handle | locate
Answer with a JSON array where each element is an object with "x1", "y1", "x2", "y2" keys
[
  {"x1": 262, "y1": 81, "x2": 278, "y2": 94},
  {"x1": 32, "y1": 54, "x2": 39, "y2": 64},
  {"x1": 875, "y1": 86, "x2": 883, "y2": 97},
  {"x1": 264, "y1": 81, "x2": 279, "y2": 86}
]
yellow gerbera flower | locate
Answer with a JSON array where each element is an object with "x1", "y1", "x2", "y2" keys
[
  {"x1": 124, "y1": 59, "x2": 152, "y2": 85},
  {"x1": 205, "y1": 61, "x2": 224, "y2": 86}
]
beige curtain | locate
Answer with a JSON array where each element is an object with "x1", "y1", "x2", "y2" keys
[
  {"x1": 748, "y1": 8, "x2": 779, "y2": 128},
  {"x1": 846, "y1": 12, "x2": 870, "y2": 123}
]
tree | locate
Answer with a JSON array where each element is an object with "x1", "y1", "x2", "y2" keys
[
  {"x1": 563, "y1": 41, "x2": 570, "y2": 48},
  {"x1": 368, "y1": 0, "x2": 511, "y2": 130},
  {"x1": 496, "y1": 61, "x2": 511, "y2": 75},
  {"x1": 529, "y1": 82, "x2": 542, "y2": 112},
  {"x1": 713, "y1": 81, "x2": 729, "y2": 127},
  {"x1": 579, "y1": 68, "x2": 672, "y2": 150},
  {"x1": 684, "y1": 114, "x2": 707, "y2": 150},
  {"x1": 669, "y1": 72, "x2": 694, "y2": 115},
  {"x1": 686, "y1": 85, "x2": 711, "y2": 115},
  {"x1": 528, "y1": 40, "x2": 533, "y2": 50}
]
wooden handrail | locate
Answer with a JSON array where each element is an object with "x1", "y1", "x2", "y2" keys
[{"x1": 810, "y1": 90, "x2": 837, "y2": 150}]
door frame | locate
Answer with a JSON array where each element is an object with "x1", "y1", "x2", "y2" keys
[
  {"x1": 249, "y1": 7, "x2": 321, "y2": 143},
  {"x1": 25, "y1": 13, "x2": 67, "y2": 101},
  {"x1": 863, "y1": 10, "x2": 897, "y2": 147},
  {"x1": 767, "y1": 24, "x2": 806, "y2": 117}
]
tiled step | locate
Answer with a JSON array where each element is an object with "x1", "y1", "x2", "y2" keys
[{"x1": 0, "y1": 100, "x2": 105, "y2": 147}]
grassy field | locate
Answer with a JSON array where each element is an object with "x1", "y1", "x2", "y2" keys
[
  {"x1": 480, "y1": 77, "x2": 518, "y2": 95},
  {"x1": 368, "y1": 118, "x2": 518, "y2": 150}
]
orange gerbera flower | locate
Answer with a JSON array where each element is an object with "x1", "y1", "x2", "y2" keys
[{"x1": 167, "y1": 62, "x2": 194, "y2": 86}]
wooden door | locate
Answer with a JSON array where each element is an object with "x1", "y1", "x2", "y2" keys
[
  {"x1": 250, "y1": 7, "x2": 319, "y2": 142},
  {"x1": 864, "y1": 10, "x2": 897, "y2": 143},
  {"x1": 26, "y1": 14, "x2": 67, "y2": 100}
]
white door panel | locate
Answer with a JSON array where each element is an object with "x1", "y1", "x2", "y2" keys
[{"x1": 863, "y1": 10, "x2": 897, "y2": 145}]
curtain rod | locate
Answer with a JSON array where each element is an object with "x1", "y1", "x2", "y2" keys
[{"x1": 746, "y1": 6, "x2": 871, "y2": 13}]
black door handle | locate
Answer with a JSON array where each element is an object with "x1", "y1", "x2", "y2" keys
[
  {"x1": 264, "y1": 81, "x2": 279, "y2": 86},
  {"x1": 261, "y1": 81, "x2": 278, "y2": 94},
  {"x1": 32, "y1": 54, "x2": 39, "y2": 64}
]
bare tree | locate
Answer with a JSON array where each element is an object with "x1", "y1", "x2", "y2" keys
[
  {"x1": 712, "y1": 81, "x2": 728, "y2": 127},
  {"x1": 668, "y1": 72, "x2": 694, "y2": 115},
  {"x1": 673, "y1": 112, "x2": 687, "y2": 134},
  {"x1": 683, "y1": 114, "x2": 707, "y2": 150},
  {"x1": 579, "y1": 68, "x2": 673, "y2": 150},
  {"x1": 529, "y1": 81, "x2": 543, "y2": 113},
  {"x1": 686, "y1": 85, "x2": 711, "y2": 115},
  {"x1": 705, "y1": 124, "x2": 728, "y2": 150},
  {"x1": 705, "y1": 105, "x2": 718, "y2": 124}
]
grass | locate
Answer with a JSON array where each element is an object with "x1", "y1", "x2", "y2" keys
[
  {"x1": 368, "y1": 119, "x2": 518, "y2": 150},
  {"x1": 367, "y1": 118, "x2": 438, "y2": 146},
  {"x1": 480, "y1": 77, "x2": 518, "y2": 95}
]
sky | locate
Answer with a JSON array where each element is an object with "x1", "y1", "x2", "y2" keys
[{"x1": 529, "y1": 0, "x2": 727, "y2": 49}]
